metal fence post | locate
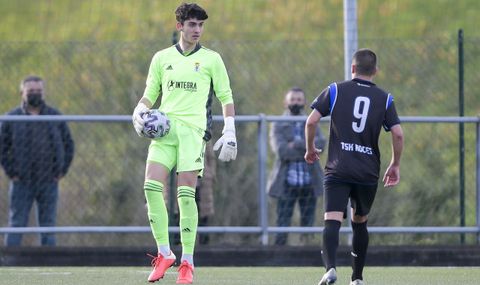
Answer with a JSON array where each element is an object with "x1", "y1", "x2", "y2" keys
[
  {"x1": 458, "y1": 29, "x2": 465, "y2": 244},
  {"x1": 477, "y1": 117, "x2": 480, "y2": 244},
  {"x1": 343, "y1": 0, "x2": 357, "y2": 81},
  {"x1": 258, "y1": 114, "x2": 269, "y2": 245}
]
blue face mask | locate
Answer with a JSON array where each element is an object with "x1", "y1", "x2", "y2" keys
[{"x1": 288, "y1": 104, "x2": 304, "y2": 115}]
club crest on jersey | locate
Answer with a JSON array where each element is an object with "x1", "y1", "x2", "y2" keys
[{"x1": 194, "y1": 62, "x2": 200, "y2": 72}]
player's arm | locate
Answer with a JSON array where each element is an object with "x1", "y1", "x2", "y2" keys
[
  {"x1": 222, "y1": 103, "x2": 235, "y2": 117},
  {"x1": 134, "y1": 97, "x2": 154, "y2": 117},
  {"x1": 133, "y1": 52, "x2": 162, "y2": 136},
  {"x1": 314, "y1": 124, "x2": 326, "y2": 152},
  {"x1": 211, "y1": 53, "x2": 233, "y2": 105},
  {"x1": 305, "y1": 109, "x2": 322, "y2": 164},
  {"x1": 383, "y1": 124, "x2": 404, "y2": 187},
  {"x1": 132, "y1": 98, "x2": 154, "y2": 137},
  {"x1": 305, "y1": 84, "x2": 332, "y2": 163},
  {"x1": 213, "y1": 103, "x2": 237, "y2": 162},
  {"x1": 211, "y1": 53, "x2": 237, "y2": 162}
]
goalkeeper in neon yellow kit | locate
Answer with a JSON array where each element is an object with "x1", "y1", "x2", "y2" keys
[{"x1": 132, "y1": 3, "x2": 236, "y2": 284}]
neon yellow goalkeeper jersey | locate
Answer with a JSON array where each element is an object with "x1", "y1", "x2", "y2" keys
[{"x1": 143, "y1": 43, "x2": 234, "y2": 137}]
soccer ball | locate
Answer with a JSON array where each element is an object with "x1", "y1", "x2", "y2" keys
[{"x1": 142, "y1": 109, "x2": 170, "y2": 139}]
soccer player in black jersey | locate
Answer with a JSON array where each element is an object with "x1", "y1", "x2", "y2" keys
[{"x1": 305, "y1": 49, "x2": 404, "y2": 285}]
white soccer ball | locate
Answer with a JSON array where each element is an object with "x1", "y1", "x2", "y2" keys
[{"x1": 142, "y1": 109, "x2": 170, "y2": 139}]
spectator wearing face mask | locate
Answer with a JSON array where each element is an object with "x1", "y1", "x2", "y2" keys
[
  {"x1": 267, "y1": 87, "x2": 326, "y2": 245},
  {"x1": 0, "y1": 75, "x2": 74, "y2": 246}
]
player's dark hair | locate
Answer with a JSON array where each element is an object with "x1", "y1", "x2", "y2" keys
[
  {"x1": 175, "y1": 3, "x2": 208, "y2": 24},
  {"x1": 20, "y1": 75, "x2": 43, "y2": 92},
  {"x1": 288, "y1": 86, "x2": 304, "y2": 94},
  {"x1": 352, "y1": 49, "x2": 377, "y2": 76}
]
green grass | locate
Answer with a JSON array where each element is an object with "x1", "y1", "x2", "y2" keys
[{"x1": 0, "y1": 266, "x2": 479, "y2": 285}]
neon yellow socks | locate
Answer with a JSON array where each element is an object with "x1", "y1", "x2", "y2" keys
[
  {"x1": 177, "y1": 186, "x2": 198, "y2": 256},
  {"x1": 144, "y1": 180, "x2": 170, "y2": 254},
  {"x1": 145, "y1": 181, "x2": 198, "y2": 261}
]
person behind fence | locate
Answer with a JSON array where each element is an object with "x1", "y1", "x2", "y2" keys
[
  {"x1": 305, "y1": 49, "x2": 404, "y2": 285},
  {"x1": 131, "y1": 3, "x2": 237, "y2": 284},
  {"x1": 0, "y1": 75, "x2": 75, "y2": 246},
  {"x1": 267, "y1": 87, "x2": 326, "y2": 246}
]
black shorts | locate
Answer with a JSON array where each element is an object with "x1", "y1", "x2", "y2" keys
[{"x1": 324, "y1": 180, "x2": 378, "y2": 217}]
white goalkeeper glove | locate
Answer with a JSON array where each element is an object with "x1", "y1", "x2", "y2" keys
[
  {"x1": 132, "y1": 103, "x2": 149, "y2": 137},
  {"x1": 213, "y1": 116, "x2": 237, "y2": 162}
]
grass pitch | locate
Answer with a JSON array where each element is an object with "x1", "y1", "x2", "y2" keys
[{"x1": 0, "y1": 266, "x2": 479, "y2": 285}]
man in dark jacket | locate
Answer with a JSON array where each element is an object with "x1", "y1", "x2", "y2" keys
[
  {"x1": 0, "y1": 75, "x2": 74, "y2": 246},
  {"x1": 267, "y1": 87, "x2": 326, "y2": 245}
]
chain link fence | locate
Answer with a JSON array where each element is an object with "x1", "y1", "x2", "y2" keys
[{"x1": 0, "y1": 37, "x2": 479, "y2": 246}]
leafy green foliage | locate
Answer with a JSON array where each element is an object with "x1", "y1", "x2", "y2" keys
[{"x1": 0, "y1": 0, "x2": 478, "y2": 41}]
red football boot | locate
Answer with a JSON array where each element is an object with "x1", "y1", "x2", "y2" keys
[
  {"x1": 176, "y1": 260, "x2": 194, "y2": 284},
  {"x1": 147, "y1": 252, "x2": 176, "y2": 282}
]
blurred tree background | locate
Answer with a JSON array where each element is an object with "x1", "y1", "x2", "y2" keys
[{"x1": 0, "y1": 0, "x2": 478, "y2": 246}]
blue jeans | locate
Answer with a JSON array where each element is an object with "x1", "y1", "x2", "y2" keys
[
  {"x1": 275, "y1": 187, "x2": 317, "y2": 245},
  {"x1": 5, "y1": 180, "x2": 59, "y2": 246}
]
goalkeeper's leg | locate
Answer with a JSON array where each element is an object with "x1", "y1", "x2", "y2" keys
[
  {"x1": 175, "y1": 171, "x2": 200, "y2": 284},
  {"x1": 144, "y1": 179, "x2": 176, "y2": 282},
  {"x1": 144, "y1": 179, "x2": 170, "y2": 255},
  {"x1": 176, "y1": 185, "x2": 197, "y2": 284},
  {"x1": 144, "y1": 155, "x2": 176, "y2": 256},
  {"x1": 144, "y1": 161, "x2": 177, "y2": 282},
  {"x1": 177, "y1": 184, "x2": 198, "y2": 264}
]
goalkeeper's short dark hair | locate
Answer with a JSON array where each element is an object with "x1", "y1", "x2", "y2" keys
[{"x1": 175, "y1": 3, "x2": 208, "y2": 24}]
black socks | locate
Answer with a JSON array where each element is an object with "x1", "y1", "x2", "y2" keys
[
  {"x1": 322, "y1": 219, "x2": 341, "y2": 270},
  {"x1": 351, "y1": 220, "x2": 369, "y2": 281}
]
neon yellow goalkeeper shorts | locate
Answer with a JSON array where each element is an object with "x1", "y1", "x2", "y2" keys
[{"x1": 147, "y1": 118, "x2": 206, "y2": 174}]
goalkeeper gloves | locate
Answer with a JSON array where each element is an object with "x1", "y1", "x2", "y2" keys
[
  {"x1": 213, "y1": 116, "x2": 237, "y2": 162},
  {"x1": 132, "y1": 103, "x2": 149, "y2": 137}
]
